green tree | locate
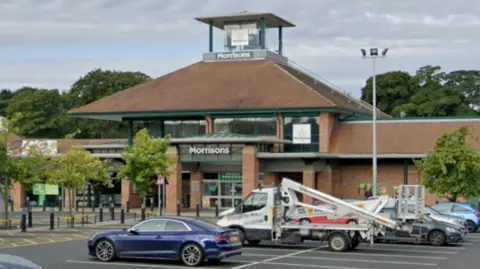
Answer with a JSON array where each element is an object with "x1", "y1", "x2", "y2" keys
[
  {"x1": 46, "y1": 130, "x2": 111, "y2": 215},
  {"x1": 65, "y1": 69, "x2": 151, "y2": 139},
  {"x1": 5, "y1": 87, "x2": 68, "y2": 138},
  {"x1": 360, "y1": 71, "x2": 415, "y2": 115},
  {"x1": 117, "y1": 128, "x2": 175, "y2": 204},
  {"x1": 0, "y1": 89, "x2": 15, "y2": 116},
  {"x1": 0, "y1": 114, "x2": 49, "y2": 220},
  {"x1": 415, "y1": 126, "x2": 480, "y2": 201},
  {"x1": 361, "y1": 66, "x2": 478, "y2": 117}
]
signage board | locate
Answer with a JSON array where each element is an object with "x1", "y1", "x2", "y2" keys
[
  {"x1": 231, "y1": 29, "x2": 249, "y2": 46},
  {"x1": 215, "y1": 51, "x2": 253, "y2": 60},
  {"x1": 292, "y1": 124, "x2": 311, "y2": 144},
  {"x1": 33, "y1": 183, "x2": 59, "y2": 195},
  {"x1": 189, "y1": 146, "x2": 230, "y2": 155}
]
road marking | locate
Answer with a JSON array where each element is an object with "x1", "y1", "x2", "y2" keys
[
  {"x1": 48, "y1": 239, "x2": 56, "y2": 243},
  {"x1": 371, "y1": 243, "x2": 465, "y2": 250},
  {"x1": 0, "y1": 238, "x2": 5, "y2": 242},
  {"x1": 232, "y1": 260, "x2": 375, "y2": 269},
  {"x1": 294, "y1": 251, "x2": 448, "y2": 260},
  {"x1": 230, "y1": 246, "x2": 327, "y2": 269},
  {"x1": 358, "y1": 247, "x2": 458, "y2": 254},
  {"x1": 279, "y1": 255, "x2": 437, "y2": 266},
  {"x1": 243, "y1": 247, "x2": 323, "y2": 252},
  {"x1": 10, "y1": 243, "x2": 17, "y2": 247},
  {"x1": 66, "y1": 260, "x2": 218, "y2": 268},
  {"x1": 23, "y1": 239, "x2": 38, "y2": 245}
]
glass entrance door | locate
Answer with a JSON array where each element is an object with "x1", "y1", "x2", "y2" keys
[{"x1": 202, "y1": 172, "x2": 243, "y2": 209}]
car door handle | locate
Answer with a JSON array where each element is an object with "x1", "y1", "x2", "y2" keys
[
  {"x1": 264, "y1": 215, "x2": 268, "y2": 221},
  {"x1": 155, "y1": 235, "x2": 162, "y2": 239}
]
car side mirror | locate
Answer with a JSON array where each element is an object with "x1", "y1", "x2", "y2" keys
[{"x1": 127, "y1": 228, "x2": 138, "y2": 234}]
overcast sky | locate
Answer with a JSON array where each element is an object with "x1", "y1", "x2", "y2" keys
[{"x1": 0, "y1": 0, "x2": 478, "y2": 98}]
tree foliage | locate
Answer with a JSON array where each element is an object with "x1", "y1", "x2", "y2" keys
[
  {"x1": 361, "y1": 65, "x2": 480, "y2": 117},
  {"x1": 46, "y1": 130, "x2": 111, "y2": 214},
  {"x1": 414, "y1": 126, "x2": 480, "y2": 201},
  {"x1": 117, "y1": 128, "x2": 175, "y2": 202},
  {"x1": 0, "y1": 114, "x2": 49, "y2": 219}
]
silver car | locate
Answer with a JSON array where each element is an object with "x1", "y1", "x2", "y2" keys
[{"x1": 424, "y1": 206, "x2": 468, "y2": 235}]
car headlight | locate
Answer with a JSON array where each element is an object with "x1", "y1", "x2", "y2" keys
[{"x1": 446, "y1": 227, "x2": 458, "y2": 233}]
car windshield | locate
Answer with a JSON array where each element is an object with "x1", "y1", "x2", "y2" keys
[
  {"x1": 191, "y1": 219, "x2": 225, "y2": 232},
  {"x1": 426, "y1": 206, "x2": 441, "y2": 215}
]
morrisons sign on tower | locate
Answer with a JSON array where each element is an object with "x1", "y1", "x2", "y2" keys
[
  {"x1": 189, "y1": 146, "x2": 231, "y2": 155},
  {"x1": 215, "y1": 52, "x2": 253, "y2": 60}
]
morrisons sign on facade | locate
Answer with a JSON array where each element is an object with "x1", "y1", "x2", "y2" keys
[
  {"x1": 189, "y1": 146, "x2": 231, "y2": 155},
  {"x1": 215, "y1": 52, "x2": 253, "y2": 60}
]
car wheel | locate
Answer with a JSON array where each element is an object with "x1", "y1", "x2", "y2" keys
[
  {"x1": 94, "y1": 239, "x2": 116, "y2": 262},
  {"x1": 300, "y1": 218, "x2": 311, "y2": 225},
  {"x1": 466, "y1": 220, "x2": 478, "y2": 233},
  {"x1": 247, "y1": 240, "x2": 261, "y2": 246},
  {"x1": 328, "y1": 232, "x2": 349, "y2": 252},
  {"x1": 428, "y1": 230, "x2": 446, "y2": 246},
  {"x1": 180, "y1": 243, "x2": 204, "y2": 267}
]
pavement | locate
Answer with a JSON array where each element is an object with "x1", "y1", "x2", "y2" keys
[{"x1": 0, "y1": 223, "x2": 479, "y2": 269}]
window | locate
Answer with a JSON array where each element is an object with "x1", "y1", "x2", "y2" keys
[
  {"x1": 164, "y1": 120, "x2": 206, "y2": 138},
  {"x1": 191, "y1": 219, "x2": 225, "y2": 232},
  {"x1": 242, "y1": 192, "x2": 268, "y2": 212},
  {"x1": 134, "y1": 220, "x2": 167, "y2": 231},
  {"x1": 432, "y1": 203, "x2": 452, "y2": 212},
  {"x1": 452, "y1": 205, "x2": 471, "y2": 212},
  {"x1": 283, "y1": 116, "x2": 320, "y2": 152},
  {"x1": 165, "y1": 221, "x2": 190, "y2": 231},
  {"x1": 213, "y1": 117, "x2": 277, "y2": 136}
]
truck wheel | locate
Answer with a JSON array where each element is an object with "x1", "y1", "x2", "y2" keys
[
  {"x1": 233, "y1": 228, "x2": 246, "y2": 245},
  {"x1": 247, "y1": 240, "x2": 261, "y2": 246},
  {"x1": 328, "y1": 232, "x2": 349, "y2": 252}
]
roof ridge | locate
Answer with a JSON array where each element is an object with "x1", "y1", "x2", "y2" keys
[{"x1": 270, "y1": 61, "x2": 336, "y2": 107}]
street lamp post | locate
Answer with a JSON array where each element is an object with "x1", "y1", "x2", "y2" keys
[{"x1": 361, "y1": 48, "x2": 388, "y2": 197}]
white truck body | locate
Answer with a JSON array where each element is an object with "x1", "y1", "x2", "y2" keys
[{"x1": 217, "y1": 177, "x2": 426, "y2": 251}]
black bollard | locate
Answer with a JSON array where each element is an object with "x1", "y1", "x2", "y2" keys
[
  {"x1": 49, "y1": 208, "x2": 54, "y2": 230},
  {"x1": 141, "y1": 205, "x2": 146, "y2": 221},
  {"x1": 58, "y1": 196, "x2": 62, "y2": 212},
  {"x1": 27, "y1": 207, "x2": 33, "y2": 228},
  {"x1": 159, "y1": 200, "x2": 162, "y2": 216},
  {"x1": 43, "y1": 198, "x2": 47, "y2": 212},
  {"x1": 20, "y1": 209, "x2": 27, "y2": 232},
  {"x1": 176, "y1": 200, "x2": 180, "y2": 216},
  {"x1": 91, "y1": 198, "x2": 95, "y2": 212},
  {"x1": 126, "y1": 200, "x2": 130, "y2": 213},
  {"x1": 110, "y1": 203, "x2": 115, "y2": 221},
  {"x1": 150, "y1": 197, "x2": 154, "y2": 212},
  {"x1": 10, "y1": 198, "x2": 13, "y2": 212},
  {"x1": 120, "y1": 207, "x2": 125, "y2": 224},
  {"x1": 215, "y1": 202, "x2": 219, "y2": 217},
  {"x1": 196, "y1": 201, "x2": 200, "y2": 219},
  {"x1": 99, "y1": 208, "x2": 103, "y2": 222}
]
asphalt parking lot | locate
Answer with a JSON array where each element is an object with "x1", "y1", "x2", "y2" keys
[{"x1": 1, "y1": 226, "x2": 479, "y2": 269}]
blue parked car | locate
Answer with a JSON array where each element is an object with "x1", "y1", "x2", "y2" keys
[
  {"x1": 431, "y1": 202, "x2": 480, "y2": 233},
  {"x1": 88, "y1": 216, "x2": 242, "y2": 267}
]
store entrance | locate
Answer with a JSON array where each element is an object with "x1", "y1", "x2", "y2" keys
[{"x1": 202, "y1": 172, "x2": 243, "y2": 209}]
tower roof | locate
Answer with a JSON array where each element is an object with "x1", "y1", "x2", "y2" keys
[{"x1": 195, "y1": 11, "x2": 295, "y2": 29}]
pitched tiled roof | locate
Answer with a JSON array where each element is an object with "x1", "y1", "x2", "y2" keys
[
  {"x1": 69, "y1": 59, "x2": 381, "y2": 117},
  {"x1": 330, "y1": 119, "x2": 480, "y2": 154}
]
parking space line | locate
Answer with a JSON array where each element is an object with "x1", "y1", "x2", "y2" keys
[
  {"x1": 370, "y1": 243, "x2": 466, "y2": 250},
  {"x1": 294, "y1": 251, "x2": 448, "y2": 260},
  {"x1": 232, "y1": 260, "x2": 375, "y2": 269},
  {"x1": 23, "y1": 239, "x2": 38, "y2": 245},
  {"x1": 230, "y1": 246, "x2": 327, "y2": 269},
  {"x1": 277, "y1": 255, "x2": 438, "y2": 266},
  {"x1": 66, "y1": 260, "x2": 218, "y2": 268},
  {"x1": 357, "y1": 247, "x2": 458, "y2": 254}
]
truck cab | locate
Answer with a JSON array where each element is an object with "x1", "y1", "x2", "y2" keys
[{"x1": 216, "y1": 186, "x2": 280, "y2": 245}]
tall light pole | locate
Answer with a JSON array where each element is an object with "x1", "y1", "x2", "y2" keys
[{"x1": 361, "y1": 48, "x2": 388, "y2": 197}]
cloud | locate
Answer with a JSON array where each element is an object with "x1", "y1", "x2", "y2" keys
[{"x1": 0, "y1": 0, "x2": 478, "y2": 98}]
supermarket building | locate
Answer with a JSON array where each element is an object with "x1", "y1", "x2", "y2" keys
[{"x1": 65, "y1": 12, "x2": 480, "y2": 213}]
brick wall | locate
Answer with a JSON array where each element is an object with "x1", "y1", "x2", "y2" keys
[
  {"x1": 166, "y1": 146, "x2": 182, "y2": 213},
  {"x1": 242, "y1": 145, "x2": 259, "y2": 198},
  {"x1": 319, "y1": 113, "x2": 337, "y2": 152}
]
